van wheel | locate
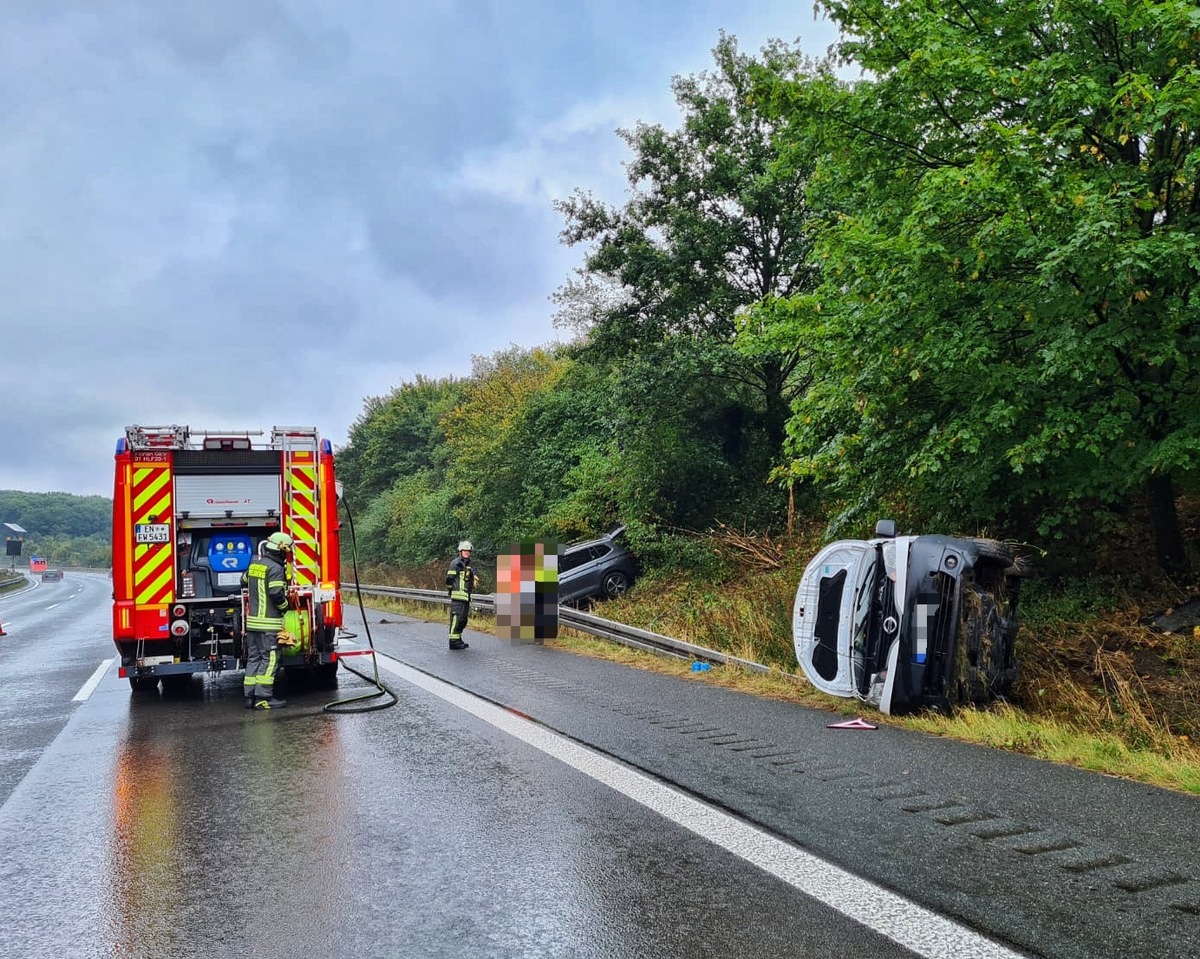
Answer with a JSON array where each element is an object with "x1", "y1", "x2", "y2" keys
[{"x1": 129, "y1": 676, "x2": 159, "y2": 692}]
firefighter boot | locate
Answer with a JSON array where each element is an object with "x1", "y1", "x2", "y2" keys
[
  {"x1": 449, "y1": 640, "x2": 469, "y2": 650},
  {"x1": 254, "y1": 697, "x2": 287, "y2": 709}
]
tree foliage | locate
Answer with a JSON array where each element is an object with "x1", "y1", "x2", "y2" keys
[
  {"x1": 352, "y1": 469, "x2": 459, "y2": 570},
  {"x1": 337, "y1": 375, "x2": 465, "y2": 510},
  {"x1": 602, "y1": 337, "x2": 787, "y2": 531},
  {"x1": 0, "y1": 490, "x2": 111, "y2": 537},
  {"x1": 0, "y1": 491, "x2": 113, "y2": 568},
  {"x1": 555, "y1": 32, "x2": 822, "y2": 450},
  {"x1": 749, "y1": 0, "x2": 1200, "y2": 575},
  {"x1": 336, "y1": 11, "x2": 1200, "y2": 583},
  {"x1": 442, "y1": 346, "x2": 570, "y2": 549}
]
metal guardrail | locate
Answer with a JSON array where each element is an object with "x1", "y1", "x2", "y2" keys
[{"x1": 343, "y1": 583, "x2": 771, "y2": 674}]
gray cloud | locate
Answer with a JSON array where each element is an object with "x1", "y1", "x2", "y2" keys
[{"x1": 0, "y1": 0, "x2": 833, "y2": 497}]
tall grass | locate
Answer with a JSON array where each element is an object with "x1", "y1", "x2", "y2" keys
[
  {"x1": 569, "y1": 533, "x2": 1200, "y2": 794},
  {"x1": 354, "y1": 528, "x2": 1200, "y2": 794},
  {"x1": 599, "y1": 570, "x2": 798, "y2": 670}
]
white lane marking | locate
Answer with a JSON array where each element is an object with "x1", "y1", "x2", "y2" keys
[
  {"x1": 46, "y1": 604, "x2": 60, "y2": 610},
  {"x1": 73, "y1": 659, "x2": 115, "y2": 702},
  {"x1": 373, "y1": 653, "x2": 1027, "y2": 959}
]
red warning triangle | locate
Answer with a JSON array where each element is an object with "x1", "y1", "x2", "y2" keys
[{"x1": 826, "y1": 717, "x2": 877, "y2": 730}]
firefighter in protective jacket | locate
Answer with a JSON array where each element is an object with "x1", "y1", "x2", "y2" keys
[
  {"x1": 446, "y1": 540, "x2": 476, "y2": 650},
  {"x1": 241, "y1": 532, "x2": 293, "y2": 709}
]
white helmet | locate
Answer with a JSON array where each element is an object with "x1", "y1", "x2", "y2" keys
[{"x1": 458, "y1": 540, "x2": 473, "y2": 551}]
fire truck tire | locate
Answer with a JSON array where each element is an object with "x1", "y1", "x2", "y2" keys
[
  {"x1": 315, "y1": 661, "x2": 339, "y2": 688},
  {"x1": 128, "y1": 676, "x2": 159, "y2": 692},
  {"x1": 161, "y1": 675, "x2": 191, "y2": 693}
]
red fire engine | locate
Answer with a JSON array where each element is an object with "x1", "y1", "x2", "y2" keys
[{"x1": 111, "y1": 425, "x2": 344, "y2": 691}]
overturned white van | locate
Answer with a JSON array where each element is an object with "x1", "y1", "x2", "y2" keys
[{"x1": 793, "y1": 520, "x2": 1023, "y2": 714}]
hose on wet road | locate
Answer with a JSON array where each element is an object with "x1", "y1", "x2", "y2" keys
[{"x1": 322, "y1": 495, "x2": 399, "y2": 714}]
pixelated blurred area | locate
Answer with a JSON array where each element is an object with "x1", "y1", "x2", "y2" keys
[{"x1": 496, "y1": 539, "x2": 559, "y2": 643}]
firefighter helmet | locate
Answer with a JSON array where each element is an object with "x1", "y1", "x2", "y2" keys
[
  {"x1": 265, "y1": 532, "x2": 294, "y2": 554},
  {"x1": 458, "y1": 540, "x2": 473, "y2": 551}
]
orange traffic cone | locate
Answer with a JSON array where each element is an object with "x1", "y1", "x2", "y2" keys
[{"x1": 0, "y1": 620, "x2": 6, "y2": 636}]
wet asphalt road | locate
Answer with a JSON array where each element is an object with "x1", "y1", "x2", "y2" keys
[
  {"x1": 1, "y1": 574, "x2": 1198, "y2": 958},
  {"x1": 0, "y1": 574, "x2": 923, "y2": 959},
  {"x1": 0, "y1": 571, "x2": 114, "y2": 801}
]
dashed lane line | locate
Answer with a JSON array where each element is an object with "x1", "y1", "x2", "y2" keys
[
  {"x1": 373, "y1": 651, "x2": 1029, "y2": 959},
  {"x1": 73, "y1": 659, "x2": 115, "y2": 702}
]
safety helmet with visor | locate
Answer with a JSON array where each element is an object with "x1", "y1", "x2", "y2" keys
[
  {"x1": 458, "y1": 540, "x2": 473, "y2": 552},
  {"x1": 264, "y1": 532, "x2": 294, "y2": 555}
]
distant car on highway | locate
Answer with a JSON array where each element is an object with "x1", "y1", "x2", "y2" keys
[
  {"x1": 41, "y1": 568, "x2": 64, "y2": 582},
  {"x1": 558, "y1": 526, "x2": 638, "y2": 605}
]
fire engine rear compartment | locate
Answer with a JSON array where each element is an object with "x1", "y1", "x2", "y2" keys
[{"x1": 112, "y1": 426, "x2": 343, "y2": 691}]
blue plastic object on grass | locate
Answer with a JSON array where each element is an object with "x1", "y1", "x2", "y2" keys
[{"x1": 691, "y1": 661, "x2": 711, "y2": 672}]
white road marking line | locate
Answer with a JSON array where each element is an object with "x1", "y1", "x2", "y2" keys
[
  {"x1": 373, "y1": 653, "x2": 1027, "y2": 959},
  {"x1": 46, "y1": 604, "x2": 60, "y2": 610},
  {"x1": 73, "y1": 659, "x2": 115, "y2": 702}
]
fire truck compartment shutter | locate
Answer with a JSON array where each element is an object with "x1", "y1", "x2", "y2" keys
[{"x1": 175, "y1": 475, "x2": 282, "y2": 519}]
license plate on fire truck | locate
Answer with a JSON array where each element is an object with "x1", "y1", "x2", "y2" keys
[{"x1": 134, "y1": 523, "x2": 171, "y2": 544}]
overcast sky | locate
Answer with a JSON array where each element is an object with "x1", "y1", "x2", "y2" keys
[{"x1": 1, "y1": 1, "x2": 838, "y2": 498}]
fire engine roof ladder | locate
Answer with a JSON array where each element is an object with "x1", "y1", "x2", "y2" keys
[
  {"x1": 276, "y1": 427, "x2": 320, "y2": 586},
  {"x1": 126, "y1": 425, "x2": 191, "y2": 450}
]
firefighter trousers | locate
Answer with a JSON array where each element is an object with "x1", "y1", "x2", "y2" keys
[
  {"x1": 449, "y1": 599, "x2": 470, "y2": 642},
  {"x1": 244, "y1": 629, "x2": 280, "y2": 699}
]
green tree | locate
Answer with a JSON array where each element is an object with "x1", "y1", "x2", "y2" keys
[
  {"x1": 603, "y1": 337, "x2": 787, "y2": 532},
  {"x1": 483, "y1": 356, "x2": 619, "y2": 543},
  {"x1": 354, "y1": 470, "x2": 459, "y2": 569},
  {"x1": 555, "y1": 33, "x2": 822, "y2": 455},
  {"x1": 754, "y1": 1, "x2": 1200, "y2": 576},
  {"x1": 0, "y1": 490, "x2": 111, "y2": 538},
  {"x1": 0, "y1": 491, "x2": 113, "y2": 567},
  {"x1": 442, "y1": 346, "x2": 568, "y2": 550},
  {"x1": 337, "y1": 375, "x2": 465, "y2": 510}
]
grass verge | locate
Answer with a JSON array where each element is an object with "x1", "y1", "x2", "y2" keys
[{"x1": 353, "y1": 576, "x2": 1200, "y2": 796}]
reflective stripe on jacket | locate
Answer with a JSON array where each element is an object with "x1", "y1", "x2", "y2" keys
[
  {"x1": 446, "y1": 556, "x2": 475, "y2": 602},
  {"x1": 242, "y1": 556, "x2": 289, "y2": 632}
]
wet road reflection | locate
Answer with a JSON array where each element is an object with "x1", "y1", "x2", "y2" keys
[
  {"x1": 105, "y1": 685, "x2": 350, "y2": 958},
  {"x1": 0, "y1": 586, "x2": 928, "y2": 959}
]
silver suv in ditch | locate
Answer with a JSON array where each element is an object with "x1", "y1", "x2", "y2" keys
[
  {"x1": 793, "y1": 520, "x2": 1023, "y2": 714},
  {"x1": 558, "y1": 526, "x2": 638, "y2": 605}
]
